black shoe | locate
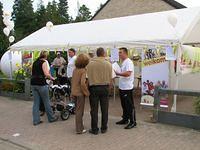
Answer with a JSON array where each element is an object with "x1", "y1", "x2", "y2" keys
[
  {"x1": 124, "y1": 123, "x2": 135, "y2": 129},
  {"x1": 33, "y1": 121, "x2": 43, "y2": 126},
  {"x1": 89, "y1": 129, "x2": 98, "y2": 135},
  {"x1": 101, "y1": 129, "x2": 107, "y2": 134},
  {"x1": 49, "y1": 116, "x2": 59, "y2": 123},
  {"x1": 116, "y1": 119, "x2": 129, "y2": 125}
]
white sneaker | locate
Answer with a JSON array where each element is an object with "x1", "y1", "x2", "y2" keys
[
  {"x1": 76, "y1": 129, "x2": 87, "y2": 134},
  {"x1": 82, "y1": 129, "x2": 87, "y2": 134}
]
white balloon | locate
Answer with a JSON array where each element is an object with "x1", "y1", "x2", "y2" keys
[
  {"x1": 168, "y1": 14, "x2": 178, "y2": 28},
  {"x1": 3, "y1": 11, "x2": 11, "y2": 18},
  {"x1": 7, "y1": 21, "x2": 15, "y2": 31},
  {"x1": 46, "y1": 21, "x2": 54, "y2": 31},
  {"x1": 3, "y1": 15, "x2": 11, "y2": 20},
  {"x1": 9, "y1": 36, "x2": 15, "y2": 43},
  {"x1": 0, "y1": 51, "x2": 22, "y2": 78},
  {"x1": 3, "y1": 27, "x2": 10, "y2": 36},
  {"x1": 3, "y1": 18, "x2": 10, "y2": 26}
]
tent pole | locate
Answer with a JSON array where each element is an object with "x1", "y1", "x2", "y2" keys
[
  {"x1": 171, "y1": 43, "x2": 181, "y2": 112},
  {"x1": 8, "y1": 45, "x2": 13, "y2": 80}
]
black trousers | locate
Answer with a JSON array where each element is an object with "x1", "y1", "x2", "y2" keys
[
  {"x1": 119, "y1": 89, "x2": 136, "y2": 124},
  {"x1": 54, "y1": 68, "x2": 59, "y2": 77},
  {"x1": 89, "y1": 85, "x2": 109, "y2": 131}
]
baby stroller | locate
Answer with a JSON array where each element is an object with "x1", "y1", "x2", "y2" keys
[{"x1": 49, "y1": 78, "x2": 75, "y2": 120}]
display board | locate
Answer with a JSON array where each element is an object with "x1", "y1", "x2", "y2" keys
[
  {"x1": 141, "y1": 47, "x2": 169, "y2": 108},
  {"x1": 180, "y1": 45, "x2": 200, "y2": 74}
]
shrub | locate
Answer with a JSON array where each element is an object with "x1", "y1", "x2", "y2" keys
[
  {"x1": 194, "y1": 97, "x2": 200, "y2": 115},
  {"x1": 0, "y1": 81, "x2": 14, "y2": 92}
]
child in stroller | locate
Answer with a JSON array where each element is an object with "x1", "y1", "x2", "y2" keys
[{"x1": 49, "y1": 77, "x2": 75, "y2": 120}]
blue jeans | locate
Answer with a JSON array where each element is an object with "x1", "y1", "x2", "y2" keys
[{"x1": 32, "y1": 85, "x2": 55, "y2": 124}]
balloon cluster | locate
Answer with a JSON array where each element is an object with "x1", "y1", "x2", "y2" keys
[{"x1": 2, "y1": 11, "x2": 15, "y2": 43}]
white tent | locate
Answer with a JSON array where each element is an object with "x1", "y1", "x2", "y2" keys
[
  {"x1": 10, "y1": 7, "x2": 200, "y2": 51},
  {"x1": 8, "y1": 7, "x2": 200, "y2": 112}
]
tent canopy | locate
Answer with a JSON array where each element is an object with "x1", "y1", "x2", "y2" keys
[{"x1": 10, "y1": 7, "x2": 200, "y2": 51}]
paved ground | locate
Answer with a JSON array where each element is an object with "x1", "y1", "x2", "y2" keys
[{"x1": 0, "y1": 96, "x2": 200, "y2": 150}]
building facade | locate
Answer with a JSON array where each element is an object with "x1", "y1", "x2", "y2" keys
[{"x1": 92, "y1": 0, "x2": 185, "y2": 20}]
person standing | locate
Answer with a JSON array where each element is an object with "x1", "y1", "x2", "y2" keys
[
  {"x1": 87, "y1": 47, "x2": 112, "y2": 135},
  {"x1": 52, "y1": 52, "x2": 66, "y2": 77},
  {"x1": 71, "y1": 54, "x2": 90, "y2": 134},
  {"x1": 67, "y1": 48, "x2": 77, "y2": 84},
  {"x1": 115, "y1": 47, "x2": 137, "y2": 129},
  {"x1": 39, "y1": 59, "x2": 51, "y2": 116},
  {"x1": 31, "y1": 51, "x2": 58, "y2": 126}
]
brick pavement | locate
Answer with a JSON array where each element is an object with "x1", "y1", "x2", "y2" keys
[{"x1": 0, "y1": 96, "x2": 199, "y2": 150}]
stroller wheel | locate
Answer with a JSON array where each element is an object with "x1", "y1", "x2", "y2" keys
[
  {"x1": 61, "y1": 109, "x2": 70, "y2": 120},
  {"x1": 51, "y1": 105, "x2": 56, "y2": 112}
]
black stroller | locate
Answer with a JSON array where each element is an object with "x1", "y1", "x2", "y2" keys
[{"x1": 49, "y1": 77, "x2": 75, "y2": 120}]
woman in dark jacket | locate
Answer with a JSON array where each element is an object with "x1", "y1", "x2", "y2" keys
[{"x1": 31, "y1": 51, "x2": 58, "y2": 126}]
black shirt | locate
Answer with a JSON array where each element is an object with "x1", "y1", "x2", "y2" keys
[{"x1": 31, "y1": 59, "x2": 47, "y2": 86}]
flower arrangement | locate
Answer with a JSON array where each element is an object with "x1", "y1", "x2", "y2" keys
[
  {"x1": 14, "y1": 62, "x2": 32, "y2": 80},
  {"x1": 11, "y1": 62, "x2": 32, "y2": 93}
]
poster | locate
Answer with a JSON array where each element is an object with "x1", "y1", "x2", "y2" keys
[
  {"x1": 22, "y1": 51, "x2": 32, "y2": 65},
  {"x1": 141, "y1": 47, "x2": 169, "y2": 108},
  {"x1": 110, "y1": 48, "x2": 119, "y2": 62},
  {"x1": 22, "y1": 51, "x2": 33, "y2": 76},
  {"x1": 180, "y1": 45, "x2": 200, "y2": 74}
]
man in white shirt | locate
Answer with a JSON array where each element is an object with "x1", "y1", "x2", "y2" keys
[
  {"x1": 115, "y1": 47, "x2": 136, "y2": 129},
  {"x1": 67, "y1": 48, "x2": 77, "y2": 83}
]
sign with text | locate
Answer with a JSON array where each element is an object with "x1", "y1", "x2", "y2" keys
[
  {"x1": 141, "y1": 47, "x2": 169, "y2": 108},
  {"x1": 110, "y1": 48, "x2": 119, "y2": 62}
]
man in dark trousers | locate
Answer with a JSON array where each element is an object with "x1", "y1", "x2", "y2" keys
[
  {"x1": 87, "y1": 47, "x2": 112, "y2": 135},
  {"x1": 115, "y1": 47, "x2": 137, "y2": 129}
]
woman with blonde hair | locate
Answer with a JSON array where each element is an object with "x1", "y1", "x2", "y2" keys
[
  {"x1": 71, "y1": 53, "x2": 90, "y2": 134},
  {"x1": 31, "y1": 51, "x2": 58, "y2": 126}
]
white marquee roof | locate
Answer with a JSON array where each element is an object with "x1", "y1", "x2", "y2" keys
[{"x1": 10, "y1": 7, "x2": 200, "y2": 51}]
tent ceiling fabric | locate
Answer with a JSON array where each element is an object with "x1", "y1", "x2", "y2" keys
[
  {"x1": 10, "y1": 7, "x2": 200, "y2": 51},
  {"x1": 181, "y1": 10, "x2": 200, "y2": 44}
]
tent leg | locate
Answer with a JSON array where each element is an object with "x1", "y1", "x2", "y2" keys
[
  {"x1": 9, "y1": 51, "x2": 13, "y2": 79},
  {"x1": 171, "y1": 44, "x2": 181, "y2": 112}
]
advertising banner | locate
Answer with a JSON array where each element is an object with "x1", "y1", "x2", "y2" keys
[
  {"x1": 141, "y1": 47, "x2": 169, "y2": 108},
  {"x1": 180, "y1": 45, "x2": 200, "y2": 74}
]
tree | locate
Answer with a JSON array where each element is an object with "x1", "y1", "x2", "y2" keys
[
  {"x1": 35, "y1": 0, "x2": 48, "y2": 30},
  {"x1": 0, "y1": 2, "x2": 9, "y2": 58},
  {"x1": 58, "y1": 0, "x2": 70, "y2": 24},
  {"x1": 75, "y1": 4, "x2": 92, "y2": 22},
  {"x1": 46, "y1": 0, "x2": 62, "y2": 25},
  {"x1": 12, "y1": 0, "x2": 36, "y2": 41}
]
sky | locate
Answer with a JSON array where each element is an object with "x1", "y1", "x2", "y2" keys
[{"x1": 1, "y1": 0, "x2": 200, "y2": 18}]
